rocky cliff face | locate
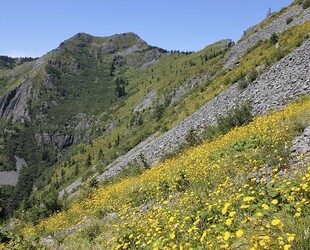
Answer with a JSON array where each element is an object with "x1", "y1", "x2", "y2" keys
[
  {"x1": 0, "y1": 156, "x2": 27, "y2": 186},
  {"x1": 96, "y1": 37, "x2": 310, "y2": 183},
  {"x1": 0, "y1": 78, "x2": 33, "y2": 123}
]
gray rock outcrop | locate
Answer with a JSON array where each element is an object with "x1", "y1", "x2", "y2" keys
[
  {"x1": 170, "y1": 75, "x2": 209, "y2": 105},
  {"x1": 141, "y1": 48, "x2": 164, "y2": 68},
  {"x1": 36, "y1": 132, "x2": 78, "y2": 150},
  {"x1": 0, "y1": 171, "x2": 19, "y2": 186},
  {"x1": 291, "y1": 125, "x2": 310, "y2": 157},
  {"x1": 58, "y1": 178, "x2": 82, "y2": 199},
  {"x1": 0, "y1": 78, "x2": 33, "y2": 123},
  {"x1": 96, "y1": 37, "x2": 310, "y2": 183},
  {"x1": 134, "y1": 91, "x2": 157, "y2": 112},
  {"x1": 0, "y1": 156, "x2": 27, "y2": 186}
]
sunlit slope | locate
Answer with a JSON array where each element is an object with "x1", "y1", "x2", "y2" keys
[
  {"x1": 16, "y1": 95, "x2": 310, "y2": 250},
  {"x1": 35, "y1": 19, "x2": 310, "y2": 202}
]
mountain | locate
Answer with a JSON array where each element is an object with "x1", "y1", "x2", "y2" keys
[
  {"x1": 0, "y1": 0, "x2": 310, "y2": 248},
  {"x1": 0, "y1": 31, "x2": 232, "y2": 216},
  {"x1": 0, "y1": 32, "x2": 169, "y2": 195}
]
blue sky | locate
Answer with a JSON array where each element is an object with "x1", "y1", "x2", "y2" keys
[{"x1": 0, "y1": 0, "x2": 293, "y2": 57}]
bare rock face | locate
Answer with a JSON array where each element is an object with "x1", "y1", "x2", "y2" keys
[
  {"x1": 140, "y1": 49, "x2": 161, "y2": 68},
  {"x1": 170, "y1": 75, "x2": 209, "y2": 105},
  {"x1": 134, "y1": 91, "x2": 157, "y2": 112},
  {"x1": 0, "y1": 78, "x2": 33, "y2": 123},
  {"x1": 36, "y1": 132, "x2": 77, "y2": 150},
  {"x1": 58, "y1": 178, "x2": 82, "y2": 199},
  {"x1": 14, "y1": 156, "x2": 27, "y2": 171},
  {"x1": 0, "y1": 171, "x2": 19, "y2": 186},
  {"x1": 0, "y1": 156, "x2": 27, "y2": 186},
  {"x1": 103, "y1": 42, "x2": 119, "y2": 54}
]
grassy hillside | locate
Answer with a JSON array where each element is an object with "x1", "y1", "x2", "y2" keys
[
  {"x1": 1, "y1": 1, "x2": 310, "y2": 247},
  {"x1": 23, "y1": 39, "x2": 232, "y2": 203},
  {"x1": 5, "y1": 93, "x2": 310, "y2": 250},
  {"x1": 32, "y1": 18, "x2": 310, "y2": 205}
]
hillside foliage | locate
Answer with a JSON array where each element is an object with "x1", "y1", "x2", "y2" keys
[{"x1": 4, "y1": 93, "x2": 310, "y2": 250}]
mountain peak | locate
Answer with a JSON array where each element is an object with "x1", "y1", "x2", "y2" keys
[
  {"x1": 57, "y1": 32, "x2": 149, "y2": 54},
  {"x1": 71, "y1": 32, "x2": 93, "y2": 40},
  {"x1": 109, "y1": 32, "x2": 149, "y2": 49},
  {"x1": 113, "y1": 32, "x2": 141, "y2": 38}
]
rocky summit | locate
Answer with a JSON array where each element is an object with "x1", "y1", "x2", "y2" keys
[{"x1": 1, "y1": 0, "x2": 310, "y2": 249}]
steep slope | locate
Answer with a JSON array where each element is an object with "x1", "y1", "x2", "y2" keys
[
  {"x1": 1, "y1": 1, "x2": 310, "y2": 247},
  {"x1": 89, "y1": 3, "x2": 310, "y2": 190},
  {"x1": 96, "y1": 36, "x2": 310, "y2": 183},
  {"x1": 224, "y1": 0, "x2": 310, "y2": 68},
  {"x1": 13, "y1": 88, "x2": 310, "y2": 250}
]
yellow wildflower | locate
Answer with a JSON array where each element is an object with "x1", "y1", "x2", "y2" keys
[
  {"x1": 271, "y1": 219, "x2": 281, "y2": 226},
  {"x1": 236, "y1": 229, "x2": 244, "y2": 238},
  {"x1": 226, "y1": 218, "x2": 233, "y2": 226},
  {"x1": 170, "y1": 233, "x2": 176, "y2": 240},
  {"x1": 295, "y1": 212, "x2": 301, "y2": 217},
  {"x1": 223, "y1": 231, "x2": 230, "y2": 241},
  {"x1": 229, "y1": 211, "x2": 236, "y2": 217},
  {"x1": 287, "y1": 234, "x2": 295, "y2": 242},
  {"x1": 243, "y1": 196, "x2": 255, "y2": 202},
  {"x1": 221, "y1": 202, "x2": 231, "y2": 215}
]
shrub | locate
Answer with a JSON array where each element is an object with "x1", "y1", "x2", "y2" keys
[
  {"x1": 203, "y1": 102, "x2": 253, "y2": 141},
  {"x1": 270, "y1": 32, "x2": 279, "y2": 44},
  {"x1": 247, "y1": 68, "x2": 259, "y2": 83},
  {"x1": 274, "y1": 48, "x2": 287, "y2": 61},
  {"x1": 286, "y1": 17, "x2": 293, "y2": 24},
  {"x1": 238, "y1": 77, "x2": 248, "y2": 90},
  {"x1": 303, "y1": 0, "x2": 310, "y2": 9},
  {"x1": 80, "y1": 223, "x2": 102, "y2": 241},
  {"x1": 185, "y1": 128, "x2": 202, "y2": 146},
  {"x1": 217, "y1": 102, "x2": 253, "y2": 133}
]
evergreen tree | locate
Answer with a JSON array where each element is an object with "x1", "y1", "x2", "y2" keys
[
  {"x1": 85, "y1": 153, "x2": 92, "y2": 167},
  {"x1": 109, "y1": 63, "x2": 116, "y2": 76},
  {"x1": 267, "y1": 7, "x2": 272, "y2": 17},
  {"x1": 97, "y1": 148, "x2": 104, "y2": 161},
  {"x1": 74, "y1": 165, "x2": 79, "y2": 175},
  {"x1": 270, "y1": 33, "x2": 279, "y2": 44},
  {"x1": 115, "y1": 77, "x2": 127, "y2": 97}
]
